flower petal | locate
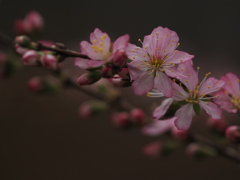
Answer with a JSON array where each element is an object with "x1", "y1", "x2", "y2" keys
[
  {"x1": 127, "y1": 60, "x2": 148, "y2": 80},
  {"x1": 166, "y1": 50, "x2": 194, "y2": 64},
  {"x1": 141, "y1": 118, "x2": 176, "y2": 136},
  {"x1": 213, "y1": 90, "x2": 237, "y2": 113},
  {"x1": 172, "y1": 82, "x2": 189, "y2": 101},
  {"x1": 112, "y1": 34, "x2": 130, "y2": 54},
  {"x1": 199, "y1": 77, "x2": 225, "y2": 95},
  {"x1": 132, "y1": 72, "x2": 154, "y2": 95},
  {"x1": 174, "y1": 103, "x2": 194, "y2": 130},
  {"x1": 164, "y1": 66, "x2": 188, "y2": 79},
  {"x1": 222, "y1": 73, "x2": 240, "y2": 96},
  {"x1": 177, "y1": 60, "x2": 198, "y2": 90},
  {"x1": 126, "y1": 43, "x2": 149, "y2": 61},
  {"x1": 92, "y1": 28, "x2": 111, "y2": 51},
  {"x1": 80, "y1": 41, "x2": 103, "y2": 60},
  {"x1": 199, "y1": 101, "x2": 222, "y2": 119},
  {"x1": 75, "y1": 58, "x2": 106, "y2": 69},
  {"x1": 154, "y1": 71, "x2": 173, "y2": 97},
  {"x1": 153, "y1": 98, "x2": 173, "y2": 120}
]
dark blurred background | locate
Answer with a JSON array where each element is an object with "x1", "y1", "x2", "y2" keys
[{"x1": 1, "y1": 0, "x2": 240, "y2": 179}]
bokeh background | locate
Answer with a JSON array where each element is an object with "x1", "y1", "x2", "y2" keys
[{"x1": 1, "y1": 0, "x2": 240, "y2": 179}]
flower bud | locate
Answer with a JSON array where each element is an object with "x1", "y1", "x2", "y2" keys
[
  {"x1": 78, "y1": 100, "x2": 108, "y2": 119},
  {"x1": 117, "y1": 68, "x2": 130, "y2": 79},
  {"x1": 111, "y1": 112, "x2": 130, "y2": 128},
  {"x1": 22, "y1": 50, "x2": 40, "y2": 66},
  {"x1": 186, "y1": 143, "x2": 217, "y2": 159},
  {"x1": 25, "y1": 11, "x2": 44, "y2": 32},
  {"x1": 101, "y1": 65, "x2": 115, "y2": 78},
  {"x1": 113, "y1": 50, "x2": 128, "y2": 67},
  {"x1": 15, "y1": 44, "x2": 28, "y2": 55},
  {"x1": 207, "y1": 117, "x2": 228, "y2": 134},
  {"x1": 14, "y1": 19, "x2": 28, "y2": 35},
  {"x1": 225, "y1": 126, "x2": 240, "y2": 143},
  {"x1": 27, "y1": 76, "x2": 43, "y2": 92},
  {"x1": 40, "y1": 54, "x2": 58, "y2": 70},
  {"x1": 130, "y1": 108, "x2": 145, "y2": 125},
  {"x1": 77, "y1": 71, "x2": 102, "y2": 85},
  {"x1": 109, "y1": 75, "x2": 131, "y2": 87},
  {"x1": 142, "y1": 141, "x2": 162, "y2": 158},
  {"x1": 171, "y1": 126, "x2": 188, "y2": 141},
  {"x1": 15, "y1": 35, "x2": 31, "y2": 48}
]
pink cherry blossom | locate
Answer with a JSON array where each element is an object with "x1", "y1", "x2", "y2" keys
[
  {"x1": 151, "y1": 61, "x2": 225, "y2": 130},
  {"x1": 126, "y1": 26, "x2": 194, "y2": 96},
  {"x1": 75, "y1": 28, "x2": 129, "y2": 70},
  {"x1": 214, "y1": 73, "x2": 240, "y2": 113}
]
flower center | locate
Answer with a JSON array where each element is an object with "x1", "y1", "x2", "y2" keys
[
  {"x1": 231, "y1": 95, "x2": 240, "y2": 109},
  {"x1": 91, "y1": 35, "x2": 111, "y2": 59}
]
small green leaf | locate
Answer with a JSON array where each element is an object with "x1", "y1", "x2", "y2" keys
[{"x1": 193, "y1": 103, "x2": 201, "y2": 116}]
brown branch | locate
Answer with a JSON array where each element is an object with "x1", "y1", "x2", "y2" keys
[{"x1": 36, "y1": 42, "x2": 90, "y2": 59}]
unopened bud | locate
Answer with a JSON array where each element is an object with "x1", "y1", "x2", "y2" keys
[
  {"x1": 186, "y1": 143, "x2": 217, "y2": 159},
  {"x1": 171, "y1": 127, "x2": 188, "y2": 141},
  {"x1": 142, "y1": 141, "x2": 162, "y2": 158},
  {"x1": 109, "y1": 75, "x2": 131, "y2": 87},
  {"x1": 40, "y1": 54, "x2": 58, "y2": 70},
  {"x1": 130, "y1": 108, "x2": 145, "y2": 125},
  {"x1": 113, "y1": 50, "x2": 128, "y2": 67},
  {"x1": 77, "y1": 71, "x2": 102, "y2": 85},
  {"x1": 111, "y1": 112, "x2": 130, "y2": 128},
  {"x1": 225, "y1": 126, "x2": 240, "y2": 143},
  {"x1": 78, "y1": 100, "x2": 108, "y2": 119},
  {"x1": 117, "y1": 68, "x2": 130, "y2": 79},
  {"x1": 15, "y1": 35, "x2": 31, "y2": 48},
  {"x1": 207, "y1": 117, "x2": 228, "y2": 134},
  {"x1": 101, "y1": 65, "x2": 115, "y2": 78},
  {"x1": 15, "y1": 44, "x2": 28, "y2": 55},
  {"x1": 27, "y1": 76, "x2": 43, "y2": 92},
  {"x1": 25, "y1": 11, "x2": 44, "y2": 32},
  {"x1": 22, "y1": 50, "x2": 40, "y2": 66}
]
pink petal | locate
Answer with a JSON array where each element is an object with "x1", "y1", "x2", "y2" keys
[
  {"x1": 199, "y1": 77, "x2": 225, "y2": 95},
  {"x1": 93, "y1": 28, "x2": 111, "y2": 51},
  {"x1": 213, "y1": 90, "x2": 237, "y2": 113},
  {"x1": 132, "y1": 72, "x2": 154, "y2": 95},
  {"x1": 199, "y1": 101, "x2": 222, "y2": 119},
  {"x1": 112, "y1": 34, "x2": 130, "y2": 54},
  {"x1": 127, "y1": 60, "x2": 148, "y2": 80},
  {"x1": 75, "y1": 58, "x2": 106, "y2": 69},
  {"x1": 153, "y1": 98, "x2": 173, "y2": 120},
  {"x1": 154, "y1": 71, "x2": 173, "y2": 97},
  {"x1": 141, "y1": 118, "x2": 176, "y2": 136},
  {"x1": 222, "y1": 73, "x2": 240, "y2": 96},
  {"x1": 164, "y1": 66, "x2": 188, "y2": 79},
  {"x1": 166, "y1": 50, "x2": 194, "y2": 64},
  {"x1": 80, "y1": 41, "x2": 103, "y2": 60},
  {"x1": 172, "y1": 82, "x2": 189, "y2": 101},
  {"x1": 174, "y1": 103, "x2": 194, "y2": 130},
  {"x1": 126, "y1": 43, "x2": 149, "y2": 61},
  {"x1": 177, "y1": 60, "x2": 198, "y2": 90}
]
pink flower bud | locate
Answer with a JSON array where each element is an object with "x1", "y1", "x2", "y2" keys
[
  {"x1": 0, "y1": 51, "x2": 7, "y2": 64},
  {"x1": 15, "y1": 44, "x2": 28, "y2": 55},
  {"x1": 109, "y1": 75, "x2": 131, "y2": 87},
  {"x1": 111, "y1": 112, "x2": 129, "y2": 128},
  {"x1": 22, "y1": 50, "x2": 39, "y2": 65},
  {"x1": 117, "y1": 68, "x2": 130, "y2": 79},
  {"x1": 225, "y1": 126, "x2": 240, "y2": 143},
  {"x1": 41, "y1": 54, "x2": 58, "y2": 70},
  {"x1": 27, "y1": 76, "x2": 43, "y2": 92},
  {"x1": 25, "y1": 11, "x2": 44, "y2": 32},
  {"x1": 207, "y1": 117, "x2": 228, "y2": 133},
  {"x1": 15, "y1": 35, "x2": 31, "y2": 48},
  {"x1": 14, "y1": 19, "x2": 28, "y2": 35},
  {"x1": 78, "y1": 101, "x2": 108, "y2": 119},
  {"x1": 142, "y1": 141, "x2": 162, "y2": 158},
  {"x1": 171, "y1": 126, "x2": 188, "y2": 141},
  {"x1": 77, "y1": 72, "x2": 102, "y2": 86},
  {"x1": 101, "y1": 65, "x2": 115, "y2": 78},
  {"x1": 130, "y1": 108, "x2": 145, "y2": 125},
  {"x1": 113, "y1": 50, "x2": 128, "y2": 67},
  {"x1": 186, "y1": 143, "x2": 216, "y2": 158}
]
